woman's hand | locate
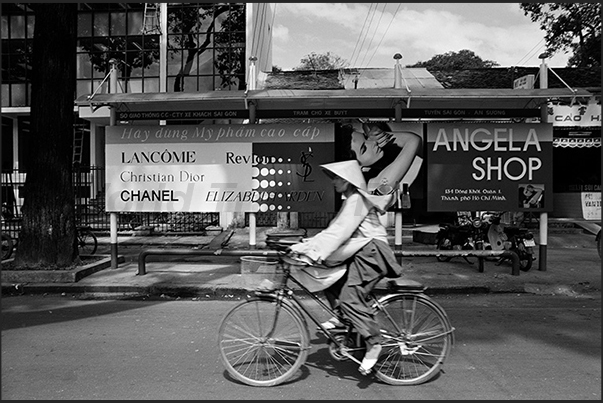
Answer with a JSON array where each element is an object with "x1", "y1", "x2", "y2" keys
[{"x1": 373, "y1": 130, "x2": 394, "y2": 149}]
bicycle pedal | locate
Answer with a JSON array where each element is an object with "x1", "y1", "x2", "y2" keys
[
  {"x1": 358, "y1": 366, "x2": 372, "y2": 376},
  {"x1": 316, "y1": 325, "x2": 346, "y2": 333}
]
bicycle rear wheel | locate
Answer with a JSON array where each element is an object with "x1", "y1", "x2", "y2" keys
[
  {"x1": 78, "y1": 227, "x2": 97, "y2": 255},
  {"x1": 217, "y1": 296, "x2": 309, "y2": 387},
  {"x1": 373, "y1": 293, "x2": 454, "y2": 385},
  {"x1": 2, "y1": 233, "x2": 13, "y2": 260}
]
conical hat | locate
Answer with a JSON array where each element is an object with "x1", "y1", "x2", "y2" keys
[{"x1": 320, "y1": 160, "x2": 367, "y2": 191}]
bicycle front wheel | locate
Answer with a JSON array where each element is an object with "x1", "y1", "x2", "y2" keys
[
  {"x1": 78, "y1": 228, "x2": 98, "y2": 255},
  {"x1": 373, "y1": 293, "x2": 454, "y2": 385},
  {"x1": 217, "y1": 296, "x2": 309, "y2": 387}
]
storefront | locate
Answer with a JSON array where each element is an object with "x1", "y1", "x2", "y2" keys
[
  {"x1": 548, "y1": 99, "x2": 601, "y2": 222},
  {"x1": 76, "y1": 85, "x2": 594, "y2": 227}
]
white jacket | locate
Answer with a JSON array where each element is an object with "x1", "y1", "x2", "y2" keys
[{"x1": 288, "y1": 160, "x2": 393, "y2": 291}]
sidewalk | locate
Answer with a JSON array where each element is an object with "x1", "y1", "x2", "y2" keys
[{"x1": 1, "y1": 226, "x2": 600, "y2": 299}]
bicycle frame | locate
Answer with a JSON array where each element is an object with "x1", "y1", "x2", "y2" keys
[{"x1": 252, "y1": 251, "x2": 436, "y2": 366}]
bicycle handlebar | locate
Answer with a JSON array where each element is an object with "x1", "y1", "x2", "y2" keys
[{"x1": 265, "y1": 238, "x2": 300, "y2": 251}]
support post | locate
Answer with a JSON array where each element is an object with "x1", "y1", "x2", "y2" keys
[
  {"x1": 538, "y1": 212, "x2": 547, "y2": 271},
  {"x1": 393, "y1": 56, "x2": 404, "y2": 255},
  {"x1": 395, "y1": 211, "x2": 403, "y2": 259},
  {"x1": 247, "y1": 56, "x2": 258, "y2": 248},
  {"x1": 538, "y1": 52, "x2": 548, "y2": 272},
  {"x1": 249, "y1": 212, "x2": 256, "y2": 249},
  {"x1": 109, "y1": 59, "x2": 119, "y2": 269},
  {"x1": 159, "y1": 3, "x2": 167, "y2": 92}
]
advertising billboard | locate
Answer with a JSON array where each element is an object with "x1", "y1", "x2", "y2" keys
[
  {"x1": 427, "y1": 123, "x2": 554, "y2": 212},
  {"x1": 105, "y1": 124, "x2": 335, "y2": 213}
]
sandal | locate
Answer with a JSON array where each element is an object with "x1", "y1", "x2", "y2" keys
[{"x1": 359, "y1": 343, "x2": 382, "y2": 375}]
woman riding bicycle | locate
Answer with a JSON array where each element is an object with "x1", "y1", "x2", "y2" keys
[{"x1": 288, "y1": 159, "x2": 403, "y2": 375}]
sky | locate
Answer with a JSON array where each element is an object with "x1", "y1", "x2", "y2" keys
[{"x1": 269, "y1": 3, "x2": 571, "y2": 70}]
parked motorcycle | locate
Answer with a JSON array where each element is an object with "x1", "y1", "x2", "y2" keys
[
  {"x1": 486, "y1": 212, "x2": 536, "y2": 271},
  {"x1": 435, "y1": 212, "x2": 477, "y2": 263}
]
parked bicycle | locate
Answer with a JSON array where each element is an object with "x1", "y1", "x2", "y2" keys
[
  {"x1": 217, "y1": 238, "x2": 455, "y2": 387},
  {"x1": 76, "y1": 225, "x2": 98, "y2": 255},
  {"x1": 1, "y1": 226, "x2": 97, "y2": 259},
  {"x1": 1, "y1": 231, "x2": 13, "y2": 260}
]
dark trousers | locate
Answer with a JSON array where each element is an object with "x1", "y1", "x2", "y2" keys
[{"x1": 324, "y1": 240, "x2": 395, "y2": 345}]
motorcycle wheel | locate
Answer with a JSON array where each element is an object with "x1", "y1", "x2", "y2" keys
[
  {"x1": 436, "y1": 237, "x2": 453, "y2": 262},
  {"x1": 516, "y1": 244, "x2": 533, "y2": 272}
]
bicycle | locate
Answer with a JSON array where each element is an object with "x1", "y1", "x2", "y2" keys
[
  {"x1": 1, "y1": 231, "x2": 13, "y2": 260},
  {"x1": 77, "y1": 225, "x2": 98, "y2": 255},
  {"x1": 217, "y1": 238, "x2": 455, "y2": 387}
]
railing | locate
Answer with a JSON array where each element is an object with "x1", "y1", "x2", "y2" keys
[
  {"x1": 2, "y1": 165, "x2": 335, "y2": 237},
  {"x1": 1, "y1": 166, "x2": 219, "y2": 237}
]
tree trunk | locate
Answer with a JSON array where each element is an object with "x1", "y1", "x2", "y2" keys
[{"x1": 15, "y1": 4, "x2": 78, "y2": 269}]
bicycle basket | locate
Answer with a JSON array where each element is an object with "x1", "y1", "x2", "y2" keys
[{"x1": 239, "y1": 256, "x2": 283, "y2": 287}]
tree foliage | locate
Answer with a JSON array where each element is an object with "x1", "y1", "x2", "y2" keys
[
  {"x1": 407, "y1": 49, "x2": 499, "y2": 70},
  {"x1": 169, "y1": 4, "x2": 245, "y2": 91},
  {"x1": 294, "y1": 52, "x2": 349, "y2": 71},
  {"x1": 15, "y1": 4, "x2": 79, "y2": 269},
  {"x1": 520, "y1": 3, "x2": 601, "y2": 68},
  {"x1": 79, "y1": 4, "x2": 246, "y2": 92}
]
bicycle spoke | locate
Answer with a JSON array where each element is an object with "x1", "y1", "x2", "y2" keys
[
  {"x1": 373, "y1": 293, "x2": 453, "y2": 385},
  {"x1": 218, "y1": 297, "x2": 308, "y2": 386}
]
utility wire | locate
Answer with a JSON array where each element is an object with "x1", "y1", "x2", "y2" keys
[
  {"x1": 358, "y1": 3, "x2": 387, "y2": 68},
  {"x1": 353, "y1": 3, "x2": 379, "y2": 68},
  {"x1": 515, "y1": 37, "x2": 545, "y2": 66},
  {"x1": 363, "y1": 3, "x2": 402, "y2": 68},
  {"x1": 348, "y1": 3, "x2": 378, "y2": 68}
]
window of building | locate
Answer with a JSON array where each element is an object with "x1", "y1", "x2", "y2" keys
[
  {"x1": 1, "y1": 4, "x2": 34, "y2": 108},
  {"x1": 2, "y1": 3, "x2": 246, "y2": 106}
]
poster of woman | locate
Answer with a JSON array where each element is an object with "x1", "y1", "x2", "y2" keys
[{"x1": 338, "y1": 120, "x2": 424, "y2": 209}]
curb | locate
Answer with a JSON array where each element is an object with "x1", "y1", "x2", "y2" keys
[{"x1": 0, "y1": 281, "x2": 498, "y2": 300}]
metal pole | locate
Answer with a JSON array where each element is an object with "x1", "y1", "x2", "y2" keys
[
  {"x1": 247, "y1": 56, "x2": 257, "y2": 249},
  {"x1": 159, "y1": 3, "x2": 167, "y2": 92},
  {"x1": 393, "y1": 53, "x2": 404, "y2": 254},
  {"x1": 249, "y1": 212, "x2": 256, "y2": 249},
  {"x1": 109, "y1": 59, "x2": 119, "y2": 269},
  {"x1": 538, "y1": 52, "x2": 548, "y2": 271}
]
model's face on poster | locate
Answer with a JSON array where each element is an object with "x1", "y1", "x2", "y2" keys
[{"x1": 350, "y1": 129, "x2": 383, "y2": 167}]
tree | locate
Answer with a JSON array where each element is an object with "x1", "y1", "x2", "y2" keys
[
  {"x1": 15, "y1": 4, "x2": 79, "y2": 269},
  {"x1": 170, "y1": 4, "x2": 246, "y2": 91},
  {"x1": 520, "y1": 3, "x2": 601, "y2": 68},
  {"x1": 294, "y1": 51, "x2": 349, "y2": 70},
  {"x1": 407, "y1": 49, "x2": 499, "y2": 70},
  {"x1": 79, "y1": 4, "x2": 246, "y2": 93}
]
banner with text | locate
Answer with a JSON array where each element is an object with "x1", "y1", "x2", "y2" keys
[
  {"x1": 426, "y1": 123, "x2": 553, "y2": 212},
  {"x1": 105, "y1": 124, "x2": 335, "y2": 213}
]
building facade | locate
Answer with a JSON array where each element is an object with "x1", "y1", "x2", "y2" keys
[{"x1": 2, "y1": 3, "x2": 274, "y2": 234}]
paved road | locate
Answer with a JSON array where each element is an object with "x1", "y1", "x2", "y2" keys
[{"x1": 2, "y1": 293, "x2": 600, "y2": 400}]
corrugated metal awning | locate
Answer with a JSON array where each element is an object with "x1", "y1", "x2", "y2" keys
[
  {"x1": 340, "y1": 67, "x2": 444, "y2": 90},
  {"x1": 76, "y1": 87, "x2": 593, "y2": 113}
]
